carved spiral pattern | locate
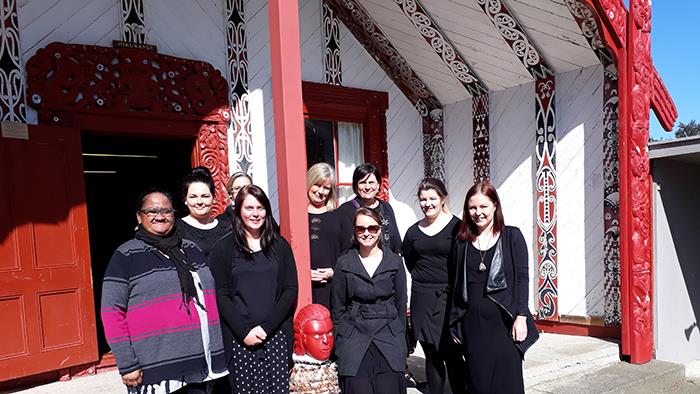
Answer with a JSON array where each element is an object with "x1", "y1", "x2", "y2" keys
[
  {"x1": 198, "y1": 123, "x2": 230, "y2": 216},
  {"x1": 323, "y1": 3, "x2": 342, "y2": 85},
  {"x1": 394, "y1": 0, "x2": 487, "y2": 97},
  {"x1": 534, "y1": 75, "x2": 558, "y2": 320},
  {"x1": 120, "y1": 0, "x2": 146, "y2": 44},
  {"x1": 475, "y1": 0, "x2": 552, "y2": 79},
  {"x1": 0, "y1": 0, "x2": 26, "y2": 122},
  {"x1": 226, "y1": 0, "x2": 252, "y2": 175}
]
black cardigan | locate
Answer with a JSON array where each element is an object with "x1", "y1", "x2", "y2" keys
[
  {"x1": 336, "y1": 198, "x2": 402, "y2": 254},
  {"x1": 209, "y1": 233, "x2": 298, "y2": 363}
]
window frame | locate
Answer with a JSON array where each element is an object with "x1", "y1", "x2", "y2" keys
[{"x1": 302, "y1": 81, "x2": 390, "y2": 198}]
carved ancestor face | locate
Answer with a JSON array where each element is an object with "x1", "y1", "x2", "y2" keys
[
  {"x1": 301, "y1": 318, "x2": 334, "y2": 361},
  {"x1": 294, "y1": 304, "x2": 334, "y2": 361}
]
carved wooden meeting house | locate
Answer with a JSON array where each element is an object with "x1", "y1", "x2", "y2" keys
[{"x1": 0, "y1": 0, "x2": 678, "y2": 385}]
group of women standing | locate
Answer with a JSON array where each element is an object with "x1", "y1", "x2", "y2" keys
[
  {"x1": 102, "y1": 160, "x2": 536, "y2": 394},
  {"x1": 306, "y1": 163, "x2": 537, "y2": 394}
]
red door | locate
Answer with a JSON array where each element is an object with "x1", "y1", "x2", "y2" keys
[{"x1": 0, "y1": 125, "x2": 97, "y2": 381}]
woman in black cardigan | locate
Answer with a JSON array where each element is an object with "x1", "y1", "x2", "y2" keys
[
  {"x1": 449, "y1": 181, "x2": 538, "y2": 394},
  {"x1": 209, "y1": 185, "x2": 298, "y2": 394}
]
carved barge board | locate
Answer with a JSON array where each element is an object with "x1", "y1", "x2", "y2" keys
[
  {"x1": 0, "y1": 0, "x2": 26, "y2": 122},
  {"x1": 325, "y1": 0, "x2": 446, "y2": 182}
]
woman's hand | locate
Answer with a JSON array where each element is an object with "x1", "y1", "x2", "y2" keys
[
  {"x1": 511, "y1": 315, "x2": 528, "y2": 342},
  {"x1": 122, "y1": 369, "x2": 143, "y2": 387},
  {"x1": 244, "y1": 325, "x2": 267, "y2": 346},
  {"x1": 311, "y1": 268, "x2": 334, "y2": 283}
]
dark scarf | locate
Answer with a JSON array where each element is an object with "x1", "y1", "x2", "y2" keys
[{"x1": 134, "y1": 225, "x2": 202, "y2": 314}]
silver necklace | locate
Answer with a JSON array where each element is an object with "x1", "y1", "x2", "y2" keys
[{"x1": 476, "y1": 231, "x2": 493, "y2": 272}]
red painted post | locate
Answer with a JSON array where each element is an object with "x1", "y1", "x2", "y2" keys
[
  {"x1": 620, "y1": 0, "x2": 654, "y2": 363},
  {"x1": 268, "y1": 0, "x2": 312, "y2": 308}
]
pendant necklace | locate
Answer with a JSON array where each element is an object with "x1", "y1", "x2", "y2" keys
[{"x1": 476, "y1": 231, "x2": 493, "y2": 272}]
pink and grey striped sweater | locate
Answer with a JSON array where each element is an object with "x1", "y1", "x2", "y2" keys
[{"x1": 101, "y1": 238, "x2": 227, "y2": 385}]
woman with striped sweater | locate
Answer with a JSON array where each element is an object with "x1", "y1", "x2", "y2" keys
[{"x1": 101, "y1": 188, "x2": 228, "y2": 393}]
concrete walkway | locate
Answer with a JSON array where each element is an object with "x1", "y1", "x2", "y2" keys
[{"x1": 6, "y1": 334, "x2": 700, "y2": 393}]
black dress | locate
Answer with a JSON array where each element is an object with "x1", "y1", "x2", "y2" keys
[
  {"x1": 401, "y1": 215, "x2": 459, "y2": 346},
  {"x1": 308, "y1": 210, "x2": 345, "y2": 308},
  {"x1": 462, "y1": 242, "x2": 524, "y2": 394},
  {"x1": 176, "y1": 218, "x2": 231, "y2": 256}
]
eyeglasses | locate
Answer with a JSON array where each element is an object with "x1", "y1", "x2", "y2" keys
[
  {"x1": 354, "y1": 225, "x2": 381, "y2": 235},
  {"x1": 140, "y1": 208, "x2": 176, "y2": 217}
]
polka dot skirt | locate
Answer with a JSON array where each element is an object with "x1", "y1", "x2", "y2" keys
[{"x1": 230, "y1": 330, "x2": 289, "y2": 394}]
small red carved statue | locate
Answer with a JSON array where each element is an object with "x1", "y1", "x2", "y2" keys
[{"x1": 290, "y1": 304, "x2": 340, "y2": 394}]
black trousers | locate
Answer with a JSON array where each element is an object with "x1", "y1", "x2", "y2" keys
[{"x1": 340, "y1": 343, "x2": 407, "y2": 394}]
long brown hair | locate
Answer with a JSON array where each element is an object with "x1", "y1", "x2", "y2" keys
[
  {"x1": 458, "y1": 181, "x2": 505, "y2": 241},
  {"x1": 232, "y1": 185, "x2": 280, "y2": 256}
]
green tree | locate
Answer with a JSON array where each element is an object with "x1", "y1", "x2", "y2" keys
[{"x1": 675, "y1": 120, "x2": 700, "y2": 138}]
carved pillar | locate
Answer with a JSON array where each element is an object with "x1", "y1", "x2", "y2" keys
[
  {"x1": 120, "y1": 0, "x2": 146, "y2": 44},
  {"x1": 196, "y1": 122, "x2": 230, "y2": 216},
  {"x1": 620, "y1": 0, "x2": 653, "y2": 364},
  {"x1": 472, "y1": 94, "x2": 490, "y2": 182},
  {"x1": 322, "y1": 2, "x2": 342, "y2": 85},
  {"x1": 226, "y1": 0, "x2": 252, "y2": 175},
  {"x1": 565, "y1": 0, "x2": 621, "y2": 327},
  {"x1": 0, "y1": 0, "x2": 26, "y2": 122},
  {"x1": 476, "y1": 0, "x2": 559, "y2": 320}
]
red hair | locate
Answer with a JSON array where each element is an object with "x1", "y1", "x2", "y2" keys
[{"x1": 458, "y1": 181, "x2": 505, "y2": 241}]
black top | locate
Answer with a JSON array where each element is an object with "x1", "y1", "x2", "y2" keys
[
  {"x1": 308, "y1": 210, "x2": 345, "y2": 270},
  {"x1": 401, "y1": 215, "x2": 460, "y2": 285},
  {"x1": 214, "y1": 204, "x2": 234, "y2": 226},
  {"x1": 336, "y1": 198, "x2": 402, "y2": 254},
  {"x1": 176, "y1": 218, "x2": 231, "y2": 256},
  {"x1": 209, "y1": 233, "x2": 298, "y2": 362}
]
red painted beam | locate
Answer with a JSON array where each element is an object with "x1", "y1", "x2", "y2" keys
[
  {"x1": 268, "y1": 0, "x2": 312, "y2": 308},
  {"x1": 651, "y1": 65, "x2": 678, "y2": 132}
]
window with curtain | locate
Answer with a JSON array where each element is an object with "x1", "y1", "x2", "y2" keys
[{"x1": 305, "y1": 119, "x2": 364, "y2": 205}]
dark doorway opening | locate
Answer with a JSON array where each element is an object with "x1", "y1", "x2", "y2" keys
[{"x1": 81, "y1": 133, "x2": 194, "y2": 356}]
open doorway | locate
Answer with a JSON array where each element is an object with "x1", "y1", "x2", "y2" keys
[{"x1": 81, "y1": 133, "x2": 195, "y2": 356}]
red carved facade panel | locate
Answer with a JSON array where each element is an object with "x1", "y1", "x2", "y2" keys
[{"x1": 25, "y1": 42, "x2": 231, "y2": 215}]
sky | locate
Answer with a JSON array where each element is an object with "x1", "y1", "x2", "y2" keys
[{"x1": 648, "y1": 1, "x2": 700, "y2": 140}]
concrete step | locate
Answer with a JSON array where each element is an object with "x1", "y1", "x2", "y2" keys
[{"x1": 529, "y1": 360, "x2": 692, "y2": 394}]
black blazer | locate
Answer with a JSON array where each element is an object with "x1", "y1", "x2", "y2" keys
[
  {"x1": 331, "y1": 249, "x2": 407, "y2": 376},
  {"x1": 209, "y1": 233, "x2": 298, "y2": 365},
  {"x1": 449, "y1": 226, "x2": 539, "y2": 357}
]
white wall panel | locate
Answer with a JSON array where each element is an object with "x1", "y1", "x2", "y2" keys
[
  {"x1": 443, "y1": 99, "x2": 473, "y2": 216},
  {"x1": 19, "y1": 0, "x2": 120, "y2": 124},
  {"x1": 145, "y1": 0, "x2": 227, "y2": 76},
  {"x1": 490, "y1": 82, "x2": 536, "y2": 311},
  {"x1": 556, "y1": 65, "x2": 605, "y2": 318}
]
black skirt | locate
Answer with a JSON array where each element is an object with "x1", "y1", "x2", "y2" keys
[{"x1": 410, "y1": 281, "x2": 449, "y2": 346}]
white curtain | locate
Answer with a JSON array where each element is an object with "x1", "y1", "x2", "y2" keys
[{"x1": 337, "y1": 121, "x2": 364, "y2": 204}]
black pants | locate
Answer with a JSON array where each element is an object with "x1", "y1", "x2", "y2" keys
[
  {"x1": 422, "y1": 341, "x2": 468, "y2": 394},
  {"x1": 172, "y1": 381, "x2": 209, "y2": 394},
  {"x1": 340, "y1": 343, "x2": 407, "y2": 394}
]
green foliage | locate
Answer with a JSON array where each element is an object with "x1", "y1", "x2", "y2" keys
[{"x1": 675, "y1": 120, "x2": 700, "y2": 138}]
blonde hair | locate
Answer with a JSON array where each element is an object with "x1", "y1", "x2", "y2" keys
[{"x1": 306, "y1": 162, "x2": 338, "y2": 211}]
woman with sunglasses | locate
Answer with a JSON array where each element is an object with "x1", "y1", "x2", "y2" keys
[
  {"x1": 101, "y1": 188, "x2": 227, "y2": 393},
  {"x1": 209, "y1": 185, "x2": 298, "y2": 394},
  {"x1": 331, "y1": 207, "x2": 407, "y2": 394},
  {"x1": 336, "y1": 163, "x2": 402, "y2": 254},
  {"x1": 176, "y1": 167, "x2": 231, "y2": 256},
  {"x1": 401, "y1": 178, "x2": 466, "y2": 394}
]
